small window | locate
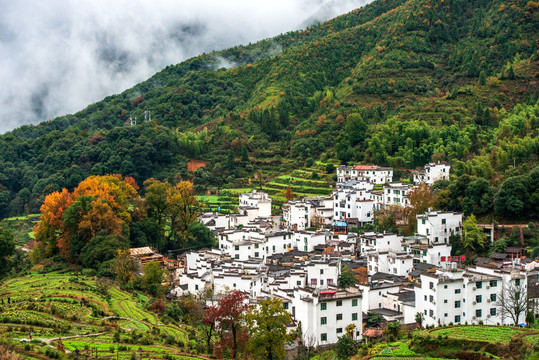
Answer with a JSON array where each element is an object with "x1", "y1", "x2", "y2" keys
[
  {"x1": 490, "y1": 294, "x2": 496, "y2": 302},
  {"x1": 476, "y1": 295, "x2": 482, "y2": 303},
  {"x1": 422, "y1": 219, "x2": 426, "y2": 225},
  {"x1": 320, "y1": 269, "x2": 324, "y2": 275},
  {"x1": 490, "y1": 280, "x2": 497, "y2": 287},
  {"x1": 455, "y1": 315, "x2": 461, "y2": 323},
  {"x1": 336, "y1": 314, "x2": 342, "y2": 320},
  {"x1": 321, "y1": 333, "x2": 327, "y2": 342},
  {"x1": 321, "y1": 302, "x2": 327, "y2": 311},
  {"x1": 490, "y1": 308, "x2": 497, "y2": 316},
  {"x1": 352, "y1": 299, "x2": 358, "y2": 307},
  {"x1": 475, "y1": 309, "x2": 482, "y2": 318},
  {"x1": 283, "y1": 303, "x2": 289, "y2": 310},
  {"x1": 321, "y1": 317, "x2": 327, "y2": 325},
  {"x1": 442, "y1": 219, "x2": 446, "y2": 224},
  {"x1": 455, "y1": 301, "x2": 461, "y2": 308},
  {"x1": 336, "y1": 328, "x2": 343, "y2": 334},
  {"x1": 352, "y1": 313, "x2": 358, "y2": 321},
  {"x1": 337, "y1": 300, "x2": 342, "y2": 307},
  {"x1": 455, "y1": 289, "x2": 461, "y2": 294}
]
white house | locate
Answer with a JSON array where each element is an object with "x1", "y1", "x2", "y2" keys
[
  {"x1": 415, "y1": 263, "x2": 527, "y2": 327},
  {"x1": 239, "y1": 190, "x2": 272, "y2": 218},
  {"x1": 383, "y1": 183, "x2": 413, "y2": 207},
  {"x1": 416, "y1": 211, "x2": 462, "y2": 244},
  {"x1": 294, "y1": 231, "x2": 329, "y2": 252},
  {"x1": 283, "y1": 201, "x2": 310, "y2": 231},
  {"x1": 337, "y1": 165, "x2": 393, "y2": 184},
  {"x1": 290, "y1": 287, "x2": 363, "y2": 345},
  {"x1": 333, "y1": 186, "x2": 375, "y2": 226},
  {"x1": 413, "y1": 162, "x2": 451, "y2": 185}
]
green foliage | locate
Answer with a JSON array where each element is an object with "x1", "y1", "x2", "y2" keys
[
  {"x1": 246, "y1": 298, "x2": 291, "y2": 360},
  {"x1": 0, "y1": 227, "x2": 15, "y2": 276},
  {"x1": 366, "y1": 312, "x2": 385, "y2": 328},
  {"x1": 338, "y1": 263, "x2": 357, "y2": 288},
  {"x1": 462, "y1": 214, "x2": 487, "y2": 253},
  {"x1": 142, "y1": 261, "x2": 166, "y2": 297},
  {"x1": 336, "y1": 335, "x2": 357, "y2": 359}
]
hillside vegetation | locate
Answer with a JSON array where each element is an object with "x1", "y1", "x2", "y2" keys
[{"x1": 0, "y1": 0, "x2": 536, "y2": 221}]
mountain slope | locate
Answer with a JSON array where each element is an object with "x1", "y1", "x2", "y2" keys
[{"x1": 0, "y1": 0, "x2": 537, "y2": 218}]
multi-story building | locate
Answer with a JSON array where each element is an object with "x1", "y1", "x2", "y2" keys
[
  {"x1": 337, "y1": 165, "x2": 393, "y2": 184},
  {"x1": 290, "y1": 287, "x2": 363, "y2": 345},
  {"x1": 415, "y1": 264, "x2": 527, "y2": 327},
  {"x1": 333, "y1": 186, "x2": 375, "y2": 225},
  {"x1": 416, "y1": 211, "x2": 462, "y2": 244},
  {"x1": 283, "y1": 201, "x2": 310, "y2": 231},
  {"x1": 383, "y1": 183, "x2": 413, "y2": 207},
  {"x1": 413, "y1": 162, "x2": 451, "y2": 185},
  {"x1": 239, "y1": 190, "x2": 272, "y2": 218}
]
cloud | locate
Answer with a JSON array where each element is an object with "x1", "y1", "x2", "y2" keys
[{"x1": 0, "y1": 0, "x2": 371, "y2": 133}]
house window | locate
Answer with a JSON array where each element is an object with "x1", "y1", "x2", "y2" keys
[
  {"x1": 444, "y1": 300, "x2": 448, "y2": 304},
  {"x1": 352, "y1": 313, "x2": 358, "y2": 321},
  {"x1": 320, "y1": 280, "x2": 324, "y2": 286},
  {"x1": 444, "y1": 285, "x2": 448, "y2": 289},
  {"x1": 455, "y1": 301, "x2": 461, "y2": 308},
  {"x1": 320, "y1": 269, "x2": 324, "y2": 274},
  {"x1": 195, "y1": 285, "x2": 199, "y2": 290},
  {"x1": 490, "y1": 280, "x2": 497, "y2": 287},
  {"x1": 235, "y1": 254, "x2": 239, "y2": 259},
  {"x1": 337, "y1": 300, "x2": 342, "y2": 307},
  {"x1": 297, "y1": 281, "x2": 301, "y2": 286},
  {"x1": 422, "y1": 219, "x2": 426, "y2": 225},
  {"x1": 336, "y1": 314, "x2": 342, "y2": 321},
  {"x1": 490, "y1": 294, "x2": 496, "y2": 302},
  {"x1": 476, "y1": 282, "x2": 482, "y2": 289},
  {"x1": 455, "y1": 315, "x2": 461, "y2": 323},
  {"x1": 321, "y1": 317, "x2": 327, "y2": 325},
  {"x1": 321, "y1": 333, "x2": 327, "y2": 342},
  {"x1": 235, "y1": 246, "x2": 239, "y2": 251},
  {"x1": 328, "y1": 279, "x2": 333, "y2": 285},
  {"x1": 476, "y1": 295, "x2": 482, "y2": 303},
  {"x1": 429, "y1": 295, "x2": 434, "y2": 303},
  {"x1": 442, "y1": 219, "x2": 446, "y2": 224},
  {"x1": 515, "y1": 279, "x2": 521, "y2": 286},
  {"x1": 352, "y1": 299, "x2": 358, "y2": 307},
  {"x1": 429, "y1": 310, "x2": 434, "y2": 317},
  {"x1": 311, "y1": 279, "x2": 318, "y2": 286},
  {"x1": 429, "y1": 282, "x2": 434, "y2": 289},
  {"x1": 444, "y1": 313, "x2": 448, "y2": 317},
  {"x1": 475, "y1": 309, "x2": 482, "y2": 318},
  {"x1": 254, "y1": 244, "x2": 259, "y2": 249},
  {"x1": 337, "y1": 328, "x2": 343, "y2": 334},
  {"x1": 283, "y1": 303, "x2": 289, "y2": 310},
  {"x1": 490, "y1": 308, "x2": 497, "y2": 316},
  {"x1": 255, "y1": 252, "x2": 259, "y2": 257},
  {"x1": 320, "y1": 303, "x2": 327, "y2": 311}
]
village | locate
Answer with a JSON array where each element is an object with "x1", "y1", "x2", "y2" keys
[{"x1": 127, "y1": 162, "x2": 539, "y2": 347}]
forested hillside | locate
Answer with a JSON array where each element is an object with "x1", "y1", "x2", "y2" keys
[{"x1": 0, "y1": 0, "x2": 537, "y2": 220}]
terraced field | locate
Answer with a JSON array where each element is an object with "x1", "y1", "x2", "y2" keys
[{"x1": 0, "y1": 272, "x2": 200, "y2": 359}]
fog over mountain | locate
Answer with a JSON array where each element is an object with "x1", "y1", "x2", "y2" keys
[{"x1": 0, "y1": 0, "x2": 371, "y2": 133}]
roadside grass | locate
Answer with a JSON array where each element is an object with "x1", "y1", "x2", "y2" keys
[{"x1": 428, "y1": 325, "x2": 524, "y2": 343}]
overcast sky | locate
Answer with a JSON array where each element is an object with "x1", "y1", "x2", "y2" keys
[{"x1": 0, "y1": 0, "x2": 370, "y2": 133}]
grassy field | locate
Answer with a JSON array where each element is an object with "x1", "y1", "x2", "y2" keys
[{"x1": 428, "y1": 325, "x2": 524, "y2": 344}]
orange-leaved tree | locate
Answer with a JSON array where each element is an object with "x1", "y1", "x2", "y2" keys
[{"x1": 32, "y1": 174, "x2": 139, "y2": 263}]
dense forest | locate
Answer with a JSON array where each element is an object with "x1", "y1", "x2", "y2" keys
[{"x1": 0, "y1": 0, "x2": 537, "y2": 220}]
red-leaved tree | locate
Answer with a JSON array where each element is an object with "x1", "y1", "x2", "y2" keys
[{"x1": 216, "y1": 290, "x2": 249, "y2": 359}]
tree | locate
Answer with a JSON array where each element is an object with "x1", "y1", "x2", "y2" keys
[
  {"x1": 166, "y1": 181, "x2": 198, "y2": 248},
  {"x1": 405, "y1": 184, "x2": 438, "y2": 234},
  {"x1": 284, "y1": 185, "x2": 294, "y2": 202},
  {"x1": 526, "y1": 310, "x2": 535, "y2": 328},
  {"x1": 202, "y1": 306, "x2": 220, "y2": 353},
  {"x1": 246, "y1": 298, "x2": 291, "y2": 360},
  {"x1": 497, "y1": 281, "x2": 527, "y2": 325},
  {"x1": 216, "y1": 290, "x2": 249, "y2": 359},
  {"x1": 462, "y1": 214, "x2": 487, "y2": 253},
  {"x1": 366, "y1": 312, "x2": 384, "y2": 328},
  {"x1": 0, "y1": 228, "x2": 15, "y2": 276},
  {"x1": 187, "y1": 222, "x2": 217, "y2": 250},
  {"x1": 479, "y1": 70, "x2": 487, "y2": 85},
  {"x1": 345, "y1": 113, "x2": 368, "y2": 146},
  {"x1": 325, "y1": 163, "x2": 335, "y2": 174},
  {"x1": 494, "y1": 176, "x2": 530, "y2": 219},
  {"x1": 415, "y1": 312, "x2": 424, "y2": 329},
  {"x1": 142, "y1": 261, "x2": 166, "y2": 297},
  {"x1": 335, "y1": 335, "x2": 357, "y2": 360},
  {"x1": 111, "y1": 249, "x2": 137, "y2": 285},
  {"x1": 384, "y1": 321, "x2": 401, "y2": 341},
  {"x1": 338, "y1": 263, "x2": 357, "y2": 288}
]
